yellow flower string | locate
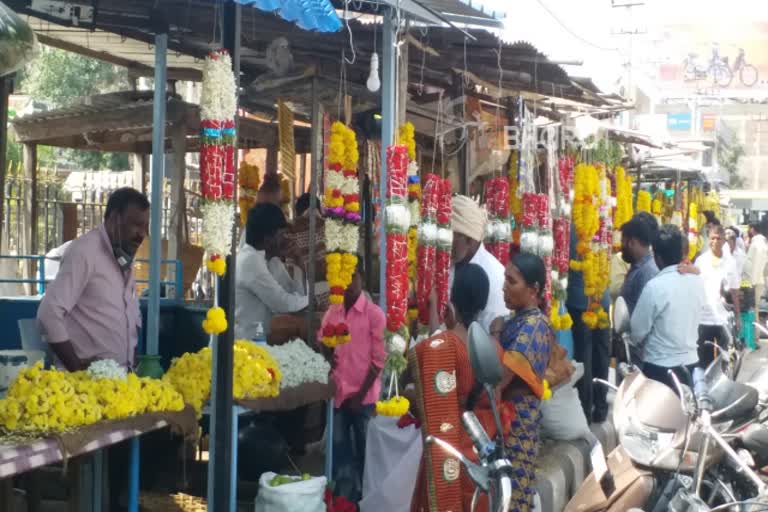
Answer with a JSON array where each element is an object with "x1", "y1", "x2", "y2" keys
[
  {"x1": 238, "y1": 161, "x2": 260, "y2": 225},
  {"x1": 636, "y1": 190, "x2": 651, "y2": 213},
  {"x1": 202, "y1": 306, "x2": 228, "y2": 335},
  {"x1": 376, "y1": 396, "x2": 410, "y2": 417},
  {"x1": 398, "y1": 122, "x2": 416, "y2": 161},
  {"x1": 509, "y1": 151, "x2": 522, "y2": 247},
  {"x1": 613, "y1": 166, "x2": 633, "y2": 250}
]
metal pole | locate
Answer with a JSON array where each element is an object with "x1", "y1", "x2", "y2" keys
[
  {"x1": 379, "y1": 7, "x2": 397, "y2": 311},
  {"x1": 146, "y1": 32, "x2": 168, "y2": 357},
  {"x1": 0, "y1": 76, "x2": 10, "y2": 248},
  {"x1": 307, "y1": 78, "x2": 320, "y2": 343},
  {"x1": 210, "y1": 3, "x2": 241, "y2": 512}
]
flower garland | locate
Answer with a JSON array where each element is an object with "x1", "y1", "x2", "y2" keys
[
  {"x1": 435, "y1": 178, "x2": 453, "y2": 323},
  {"x1": 688, "y1": 201, "x2": 699, "y2": 261},
  {"x1": 613, "y1": 166, "x2": 633, "y2": 250},
  {"x1": 509, "y1": 151, "x2": 522, "y2": 252},
  {"x1": 380, "y1": 144, "x2": 411, "y2": 416},
  {"x1": 416, "y1": 174, "x2": 440, "y2": 330},
  {"x1": 569, "y1": 163, "x2": 609, "y2": 330},
  {"x1": 520, "y1": 193, "x2": 552, "y2": 257},
  {"x1": 484, "y1": 177, "x2": 512, "y2": 266},
  {"x1": 324, "y1": 122, "x2": 360, "y2": 317},
  {"x1": 400, "y1": 123, "x2": 421, "y2": 325},
  {"x1": 164, "y1": 341, "x2": 281, "y2": 417},
  {"x1": 550, "y1": 155, "x2": 575, "y2": 330},
  {"x1": 0, "y1": 363, "x2": 184, "y2": 433},
  {"x1": 321, "y1": 323, "x2": 351, "y2": 348},
  {"x1": 199, "y1": 50, "x2": 237, "y2": 335},
  {"x1": 238, "y1": 161, "x2": 261, "y2": 226},
  {"x1": 636, "y1": 190, "x2": 652, "y2": 214}
]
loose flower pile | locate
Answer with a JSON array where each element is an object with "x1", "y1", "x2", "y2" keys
[
  {"x1": 163, "y1": 341, "x2": 281, "y2": 417},
  {"x1": 0, "y1": 363, "x2": 184, "y2": 433},
  {"x1": 265, "y1": 339, "x2": 330, "y2": 390}
]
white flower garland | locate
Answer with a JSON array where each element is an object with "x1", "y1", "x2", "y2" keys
[
  {"x1": 87, "y1": 359, "x2": 128, "y2": 380},
  {"x1": 386, "y1": 334, "x2": 407, "y2": 356},
  {"x1": 325, "y1": 219, "x2": 359, "y2": 253},
  {"x1": 200, "y1": 51, "x2": 237, "y2": 122},
  {"x1": 201, "y1": 201, "x2": 235, "y2": 256},
  {"x1": 267, "y1": 339, "x2": 330, "y2": 390}
]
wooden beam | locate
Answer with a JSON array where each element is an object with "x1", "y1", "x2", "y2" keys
[
  {"x1": 37, "y1": 34, "x2": 203, "y2": 81},
  {"x1": 22, "y1": 143, "x2": 38, "y2": 290}
]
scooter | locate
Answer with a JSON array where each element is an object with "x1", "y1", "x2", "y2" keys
[
  {"x1": 425, "y1": 322, "x2": 513, "y2": 511},
  {"x1": 565, "y1": 299, "x2": 767, "y2": 512}
]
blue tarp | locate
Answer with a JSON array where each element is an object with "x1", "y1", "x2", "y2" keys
[{"x1": 237, "y1": 0, "x2": 341, "y2": 32}]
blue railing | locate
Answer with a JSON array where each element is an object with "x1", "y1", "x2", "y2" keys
[{"x1": 0, "y1": 255, "x2": 183, "y2": 303}]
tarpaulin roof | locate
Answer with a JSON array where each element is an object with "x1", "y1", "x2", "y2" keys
[{"x1": 236, "y1": 0, "x2": 341, "y2": 32}]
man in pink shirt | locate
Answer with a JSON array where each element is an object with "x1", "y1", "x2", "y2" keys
[
  {"x1": 38, "y1": 187, "x2": 148, "y2": 371},
  {"x1": 319, "y1": 261, "x2": 385, "y2": 502},
  {"x1": 37, "y1": 187, "x2": 149, "y2": 512}
]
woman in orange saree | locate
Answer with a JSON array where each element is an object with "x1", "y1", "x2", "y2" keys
[{"x1": 409, "y1": 263, "x2": 513, "y2": 512}]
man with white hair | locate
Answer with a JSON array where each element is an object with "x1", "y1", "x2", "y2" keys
[{"x1": 450, "y1": 195, "x2": 509, "y2": 332}]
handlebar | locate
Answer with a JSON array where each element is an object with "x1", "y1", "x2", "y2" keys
[{"x1": 462, "y1": 412, "x2": 495, "y2": 461}]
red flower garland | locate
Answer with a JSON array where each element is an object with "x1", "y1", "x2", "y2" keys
[
  {"x1": 553, "y1": 218, "x2": 571, "y2": 275},
  {"x1": 416, "y1": 174, "x2": 441, "y2": 327},
  {"x1": 484, "y1": 177, "x2": 511, "y2": 266},
  {"x1": 200, "y1": 119, "x2": 224, "y2": 201},
  {"x1": 385, "y1": 146, "x2": 410, "y2": 336}
]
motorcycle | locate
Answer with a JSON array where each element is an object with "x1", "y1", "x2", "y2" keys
[
  {"x1": 565, "y1": 298, "x2": 768, "y2": 512},
  {"x1": 425, "y1": 322, "x2": 514, "y2": 511}
]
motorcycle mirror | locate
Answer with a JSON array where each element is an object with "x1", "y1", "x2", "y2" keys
[
  {"x1": 613, "y1": 297, "x2": 630, "y2": 334},
  {"x1": 468, "y1": 322, "x2": 503, "y2": 387}
]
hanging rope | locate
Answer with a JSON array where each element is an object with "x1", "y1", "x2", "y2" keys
[{"x1": 343, "y1": 0, "x2": 357, "y2": 65}]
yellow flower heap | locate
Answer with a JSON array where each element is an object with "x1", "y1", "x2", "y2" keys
[
  {"x1": 324, "y1": 122, "x2": 360, "y2": 308},
  {"x1": 569, "y1": 163, "x2": 610, "y2": 330},
  {"x1": 0, "y1": 363, "x2": 184, "y2": 433},
  {"x1": 238, "y1": 160, "x2": 261, "y2": 226},
  {"x1": 164, "y1": 340, "x2": 280, "y2": 417},
  {"x1": 613, "y1": 166, "x2": 633, "y2": 250},
  {"x1": 400, "y1": 122, "x2": 420, "y2": 324}
]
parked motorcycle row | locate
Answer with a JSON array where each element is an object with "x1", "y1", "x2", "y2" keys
[{"x1": 565, "y1": 299, "x2": 768, "y2": 512}]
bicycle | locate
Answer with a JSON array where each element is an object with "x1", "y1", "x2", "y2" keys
[{"x1": 732, "y1": 48, "x2": 759, "y2": 87}]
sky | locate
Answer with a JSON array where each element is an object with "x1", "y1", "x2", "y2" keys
[{"x1": 500, "y1": 0, "x2": 768, "y2": 94}]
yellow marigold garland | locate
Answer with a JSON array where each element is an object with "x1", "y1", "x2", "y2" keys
[
  {"x1": 636, "y1": 190, "x2": 651, "y2": 213},
  {"x1": 509, "y1": 151, "x2": 522, "y2": 247},
  {"x1": 613, "y1": 166, "x2": 633, "y2": 250},
  {"x1": 238, "y1": 161, "x2": 261, "y2": 225}
]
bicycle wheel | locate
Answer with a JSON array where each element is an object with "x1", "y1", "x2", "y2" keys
[
  {"x1": 713, "y1": 65, "x2": 733, "y2": 87},
  {"x1": 740, "y1": 64, "x2": 759, "y2": 87}
]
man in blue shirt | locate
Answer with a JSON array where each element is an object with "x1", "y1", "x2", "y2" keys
[
  {"x1": 567, "y1": 226, "x2": 611, "y2": 424},
  {"x1": 621, "y1": 213, "x2": 660, "y2": 314},
  {"x1": 631, "y1": 225, "x2": 705, "y2": 390}
]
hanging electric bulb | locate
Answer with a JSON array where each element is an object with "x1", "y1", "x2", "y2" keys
[{"x1": 367, "y1": 52, "x2": 381, "y2": 92}]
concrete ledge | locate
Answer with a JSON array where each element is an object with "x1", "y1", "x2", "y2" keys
[{"x1": 535, "y1": 420, "x2": 617, "y2": 512}]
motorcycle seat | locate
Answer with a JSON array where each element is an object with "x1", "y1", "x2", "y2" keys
[
  {"x1": 710, "y1": 379, "x2": 759, "y2": 422},
  {"x1": 741, "y1": 423, "x2": 768, "y2": 462}
]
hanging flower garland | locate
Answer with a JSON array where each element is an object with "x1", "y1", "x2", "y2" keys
[
  {"x1": 199, "y1": 50, "x2": 237, "y2": 335},
  {"x1": 416, "y1": 174, "x2": 440, "y2": 331},
  {"x1": 321, "y1": 122, "x2": 360, "y2": 347},
  {"x1": 569, "y1": 163, "x2": 609, "y2": 330},
  {"x1": 238, "y1": 161, "x2": 261, "y2": 226},
  {"x1": 613, "y1": 166, "x2": 633, "y2": 250},
  {"x1": 484, "y1": 177, "x2": 511, "y2": 266},
  {"x1": 550, "y1": 155, "x2": 575, "y2": 331},
  {"x1": 688, "y1": 201, "x2": 699, "y2": 262},
  {"x1": 378, "y1": 144, "x2": 411, "y2": 417},
  {"x1": 636, "y1": 190, "x2": 652, "y2": 214},
  {"x1": 435, "y1": 178, "x2": 453, "y2": 324},
  {"x1": 509, "y1": 151, "x2": 522, "y2": 253},
  {"x1": 400, "y1": 123, "x2": 421, "y2": 325}
]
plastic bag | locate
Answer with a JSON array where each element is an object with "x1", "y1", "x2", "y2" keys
[
  {"x1": 254, "y1": 472, "x2": 327, "y2": 512},
  {"x1": 540, "y1": 362, "x2": 591, "y2": 441},
  {"x1": 0, "y1": 2, "x2": 37, "y2": 78},
  {"x1": 360, "y1": 415, "x2": 422, "y2": 512}
]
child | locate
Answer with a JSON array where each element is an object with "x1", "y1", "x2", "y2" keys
[{"x1": 319, "y1": 261, "x2": 385, "y2": 503}]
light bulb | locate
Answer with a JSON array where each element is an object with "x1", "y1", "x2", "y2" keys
[{"x1": 367, "y1": 52, "x2": 381, "y2": 92}]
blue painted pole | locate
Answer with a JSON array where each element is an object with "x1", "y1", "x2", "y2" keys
[
  {"x1": 146, "y1": 32, "x2": 167, "y2": 357},
  {"x1": 379, "y1": 8, "x2": 397, "y2": 312},
  {"x1": 324, "y1": 398, "x2": 334, "y2": 480},
  {"x1": 128, "y1": 437, "x2": 140, "y2": 512}
]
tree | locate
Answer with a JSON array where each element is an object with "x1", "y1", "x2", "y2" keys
[
  {"x1": 7, "y1": 46, "x2": 131, "y2": 171},
  {"x1": 717, "y1": 135, "x2": 746, "y2": 188}
]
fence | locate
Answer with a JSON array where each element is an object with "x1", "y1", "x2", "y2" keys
[{"x1": 2, "y1": 163, "x2": 205, "y2": 255}]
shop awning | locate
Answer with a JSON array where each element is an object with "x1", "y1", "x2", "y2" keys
[
  {"x1": 0, "y1": 1, "x2": 36, "y2": 77},
  {"x1": 376, "y1": 0, "x2": 505, "y2": 27},
  {"x1": 235, "y1": 0, "x2": 342, "y2": 32}
]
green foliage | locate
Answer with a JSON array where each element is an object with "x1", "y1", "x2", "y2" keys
[
  {"x1": 6, "y1": 45, "x2": 131, "y2": 171},
  {"x1": 717, "y1": 135, "x2": 746, "y2": 188}
]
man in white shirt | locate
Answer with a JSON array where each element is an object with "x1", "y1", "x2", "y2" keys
[
  {"x1": 235, "y1": 203, "x2": 308, "y2": 339},
  {"x1": 450, "y1": 195, "x2": 509, "y2": 332},
  {"x1": 696, "y1": 224, "x2": 741, "y2": 368},
  {"x1": 631, "y1": 224, "x2": 705, "y2": 390}
]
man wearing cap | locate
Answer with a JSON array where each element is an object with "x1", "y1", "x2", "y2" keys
[{"x1": 450, "y1": 195, "x2": 510, "y2": 332}]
